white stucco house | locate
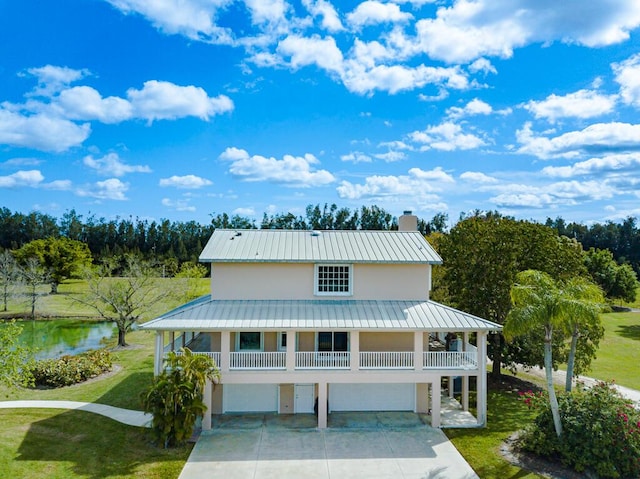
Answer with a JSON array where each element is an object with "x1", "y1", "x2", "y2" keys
[{"x1": 142, "y1": 212, "x2": 501, "y2": 430}]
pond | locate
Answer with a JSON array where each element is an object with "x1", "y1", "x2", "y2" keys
[{"x1": 10, "y1": 319, "x2": 116, "y2": 360}]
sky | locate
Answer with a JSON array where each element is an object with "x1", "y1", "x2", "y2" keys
[{"x1": 2, "y1": 0, "x2": 640, "y2": 227}]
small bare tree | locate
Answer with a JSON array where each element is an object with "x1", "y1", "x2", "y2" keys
[
  {"x1": 0, "y1": 250, "x2": 20, "y2": 312},
  {"x1": 19, "y1": 257, "x2": 50, "y2": 320},
  {"x1": 77, "y1": 256, "x2": 169, "y2": 347}
]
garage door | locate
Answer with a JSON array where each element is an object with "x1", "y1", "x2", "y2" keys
[
  {"x1": 329, "y1": 383, "x2": 415, "y2": 412},
  {"x1": 223, "y1": 384, "x2": 278, "y2": 413}
]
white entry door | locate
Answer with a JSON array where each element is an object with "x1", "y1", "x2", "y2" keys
[{"x1": 294, "y1": 384, "x2": 315, "y2": 413}]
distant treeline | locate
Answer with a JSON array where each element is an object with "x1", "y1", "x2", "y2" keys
[{"x1": 1, "y1": 205, "x2": 638, "y2": 274}]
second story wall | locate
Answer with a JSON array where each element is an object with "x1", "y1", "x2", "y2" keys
[{"x1": 210, "y1": 262, "x2": 431, "y2": 300}]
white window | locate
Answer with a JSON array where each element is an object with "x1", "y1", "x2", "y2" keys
[
  {"x1": 315, "y1": 264, "x2": 352, "y2": 296},
  {"x1": 235, "y1": 332, "x2": 263, "y2": 351},
  {"x1": 277, "y1": 332, "x2": 287, "y2": 351}
]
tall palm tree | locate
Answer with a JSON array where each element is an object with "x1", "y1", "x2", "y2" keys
[
  {"x1": 561, "y1": 278, "x2": 604, "y2": 392},
  {"x1": 503, "y1": 270, "x2": 603, "y2": 438}
]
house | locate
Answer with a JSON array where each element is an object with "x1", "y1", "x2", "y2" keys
[{"x1": 142, "y1": 211, "x2": 501, "y2": 430}]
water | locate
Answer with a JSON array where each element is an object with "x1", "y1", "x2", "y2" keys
[{"x1": 10, "y1": 319, "x2": 116, "y2": 360}]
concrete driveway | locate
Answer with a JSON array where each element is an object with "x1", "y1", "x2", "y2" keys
[{"x1": 179, "y1": 413, "x2": 479, "y2": 479}]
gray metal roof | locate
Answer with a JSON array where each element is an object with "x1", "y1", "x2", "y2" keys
[
  {"x1": 142, "y1": 297, "x2": 501, "y2": 332},
  {"x1": 199, "y1": 229, "x2": 442, "y2": 264}
]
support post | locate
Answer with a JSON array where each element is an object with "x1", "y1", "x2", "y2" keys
[
  {"x1": 286, "y1": 330, "x2": 296, "y2": 371},
  {"x1": 169, "y1": 331, "x2": 175, "y2": 351},
  {"x1": 431, "y1": 379, "x2": 441, "y2": 428},
  {"x1": 462, "y1": 332, "x2": 469, "y2": 411},
  {"x1": 317, "y1": 382, "x2": 328, "y2": 429},
  {"x1": 220, "y1": 331, "x2": 230, "y2": 373},
  {"x1": 202, "y1": 378, "x2": 212, "y2": 431},
  {"x1": 350, "y1": 331, "x2": 359, "y2": 372},
  {"x1": 477, "y1": 331, "x2": 488, "y2": 426},
  {"x1": 154, "y1": 331, "x2": 164, "y2": 376},
  {"x1": 414, "y1": 331, "x2": 423, "y2": 371}
]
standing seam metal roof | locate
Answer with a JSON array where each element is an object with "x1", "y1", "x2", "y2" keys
[
  {"x1": 141, "y1": 297, "x2": 501, "y2": 332},
  {"x1": 199, "y1": 229, "x2": 442, "y2": 264}
]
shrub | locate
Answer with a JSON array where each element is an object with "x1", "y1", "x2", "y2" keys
[
  {"x1": 30, "y1": 349, "x2": 113, "y2": 387},
  {"x1": 519, "y1": 382, "x2": 640, "y2": 478}
]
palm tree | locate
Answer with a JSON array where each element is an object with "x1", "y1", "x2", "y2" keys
[
  {"x1": 503, "y1": 270, "x2": 603, "y2": 438},
  {"x1": 561, "y1": 278, "x2": 604, "y2": 392}
]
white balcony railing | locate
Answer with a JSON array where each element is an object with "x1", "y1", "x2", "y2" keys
[
  {"x1": 423, "y1": 351, "x2": 477, "y2": 369},
  {"x1": 166, "y1": 351, "x2": 221, "y2": 367},
  {"x1": 229, "y1": 351, "x2": 286, "y2": 370},
  {"x1": 296, "y1": 351, "x2": 350, "y2": 369},
  {"x1": 359, "y1": 351, "x2": 414, "y2": 369}
]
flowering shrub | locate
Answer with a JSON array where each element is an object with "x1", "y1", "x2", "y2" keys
[
  {"x1": 518, "y1": 381, "x2": 640, "y2": 478},
  {"x1": 30, "y1": 349, "x2": 113, "y2": 387}
]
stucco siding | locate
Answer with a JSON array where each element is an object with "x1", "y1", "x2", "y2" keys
[
  {"x1": 279, "y1": 384, "x2": 294, "y2": 414},
  {"x1": 264, "y1": 331, "x2": 277, "y2": 352},
  {"x1": 298, "y1": 332, "x2": 315, "y2": 352},
  {"x1": 354, "y1": 264, "x2": 430, "y2": 300},
  {"x1": 360, "y1": 332, "x2": 414, "y2": 351}
]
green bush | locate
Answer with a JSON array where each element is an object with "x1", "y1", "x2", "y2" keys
[
  {"x1": 519, "y1": 382, "x2": 640, "y2": 478},
  {"x1": 30, "y1": 349, "x2": 113, "y2": 387}
]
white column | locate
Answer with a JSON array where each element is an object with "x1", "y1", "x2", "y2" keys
[
  {"x1": 462, "y1": 332, "x2": 469, "y2": 411},
  {"x1": 414, "y1": 331, "x2": 423, "y2": 371},
  {"x1": 202, "y1": 378, "x2": 212, "y2": 431},
  {"x1": 477, "y1": 331, "x2": 488, "y2": 426},
  {"x1": 350, "y1": 331, "x2": 359, "y2": 372},
  {"x1": 220, "y1": 331, "x2": 230, "y2": 373},
  {"x1": 317, "y1": 382, "x2": 328, "y2": 429},
  {"x1": 286, "y1": 330, "x2": 296, "y2": 371},
  {"x1": 431, "y1": 379, "x2": 441, "y2": 428},
  {"x1": 154, "y1": 331, "x2": 164, "y2": 376}
]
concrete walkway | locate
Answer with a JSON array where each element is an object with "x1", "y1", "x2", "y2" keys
[{"x1": 0, "y1": 400, "x2": 152, "y2": 427}]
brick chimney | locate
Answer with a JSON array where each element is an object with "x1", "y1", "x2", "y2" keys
[{"x1": 398, "y1": 210, "x2": 418, "y2": 231}]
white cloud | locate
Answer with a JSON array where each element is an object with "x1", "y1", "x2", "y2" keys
[
  {"x1": 161, "y1": 197, "x2": 196, "y2": 212},
  {"x1": 302, "y1": 0, "x2": 344, "y2": 32},
  {"x1": 56, "y1": 86, "x2": 133, "y2": 123},
  {"x1": 374, "y1": 151, "x2": 406, "y2": 162},
  {"x1": 25, "y1": 65, "x2": 89, "y2": 96},
  {"x1": 517, "y1": 121, "x2": 640, "y2": 159},
  {"x1": 232, "y1": 207, "x2": 256, "y2": 216},
  {"x1": 219, "y1": 147, "x2": 335, "y2": 187},
  {"x1": 245, "y1": 0, "x2": 288, "y2": 25},
  {"x1": 336, "y1": 167, "x2": 453, "y2": 201},
  {"x1": 77, "y1": 178, "x2": 129, "y2": 200},
  {"x1": 106, "y1": 0, "x2": 234, "y2": 44},
  {"x1": 460, "y1": 171, "x2": 498, "y2": 183},
  {"x1": 524, "y1": 89, "x2": 617, "y2": 123},
  {"x1": 159, "y1": 174, "x2": 213, "y2": 189},
  {"x1": 447, "y1": 98, "x2": 493, "y2": 119},
  {"x1": 468, "y1": 58, "x2": 497, "y2": 75},
  {"x1": 277, "y1": 35, "x2": 344, "y2": 74},
  {"x1": 127, "y1": 80, "x2": 234, "y2": 121},
  {"x1": 542, "y1": 153, "x2": 640, "y2": 178},
  {"x1": 409, "y1": 121, "x2": 486, "y2": 151},
  {"x1": 347, "y1": 1, "x2": 413, "y2": 29},
  {"x1": 0, "y1": 108, "x2": 90, "y2": 152},
  {"x1": 412, "y1": 0, "x2": 640, "y2": 64},
  {"x1": 613, "y1": 53, "x2": 640, "y2": 107},
  {"x1": 0, "y1": 169, "x2": 44, "y2": 188},
  {"x1": 341, "y1": 151, "x2": 372, "y2": 163},
  {"x1": 83, "y1": 153, "x2": 152, "y2": 177},
  {"x1": 43, "y1": 179, "x2": 73, "y2": 190}
]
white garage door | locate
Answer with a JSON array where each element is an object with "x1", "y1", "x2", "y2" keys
[
  {"x1": 223, "y1": 384, "x2": 278, "y2": 413},
  {"x1": 329, "y1": 383, "x2": 415, "y2": 412}
]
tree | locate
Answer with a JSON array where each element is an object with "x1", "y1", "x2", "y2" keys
[
  {"x1": 15, "y1": 237, "x2": 92, "y2": 293},
  {"x1": 0, "y1": 250, "x2": 19, "y2": 312},
  {"x1": 504, "y1": 270, "x2": 604, "y2": 437},
  {"x1": 19, "y1": 257, "x2": 50, "y2": 320},
  {"x1": 437, "y1": 213, "x2": 587, "y2": 377},
  {"x1": 0, "y1": 320, "x2": 34, "y2": 387},
  {"x1": 584, "y1": 248, "x2": 638, "y2": 304},
  {"x1": 141, "y1": 348, "x2": 220, "y2": 448},
  {"x1": 78, "y1": 256, "x2": 168, "y2": 346}
]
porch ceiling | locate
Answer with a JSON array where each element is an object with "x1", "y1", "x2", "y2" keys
[{"x1": 141, "y1": 296, "x2": 501, "y2": 333}]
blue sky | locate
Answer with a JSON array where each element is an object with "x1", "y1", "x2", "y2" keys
[{"x1": 2, "y1": 0, "x2": 640, "y2": 226}]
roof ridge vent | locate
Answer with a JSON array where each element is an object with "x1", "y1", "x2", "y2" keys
[{"x1": 310, "y1": 230, "x2": 321, "y2": 237}]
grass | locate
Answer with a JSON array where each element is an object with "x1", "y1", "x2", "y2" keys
[{"x1": 587, "y1": 311, "x2": 640, "y2": 390}]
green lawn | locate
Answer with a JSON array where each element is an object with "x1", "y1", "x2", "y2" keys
[{"x1": 587, "y1": 311, "x2": 640, "y2": 390}]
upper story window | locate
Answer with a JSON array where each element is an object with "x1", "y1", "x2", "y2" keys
[{"x1": 315, "y1": 264, "x2": 352, "y2": 296}]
